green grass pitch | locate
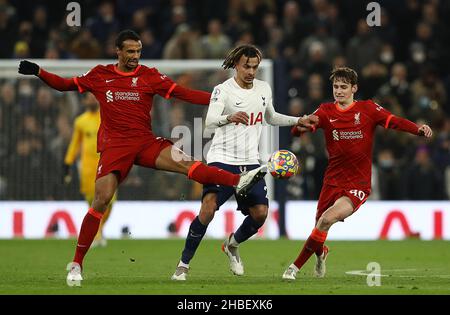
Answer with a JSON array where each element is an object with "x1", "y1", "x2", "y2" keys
[{"x1": 0, "y1": 239, "x2": 449, "y2": 295}]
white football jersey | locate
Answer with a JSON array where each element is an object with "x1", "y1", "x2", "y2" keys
[{"x1": 205, "y1": 77, "x2": 273, "y2": 165}]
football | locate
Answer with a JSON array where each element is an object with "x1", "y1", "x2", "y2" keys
[{"x1": 267, "y1": 150, "x2": 299, "y2": 179}]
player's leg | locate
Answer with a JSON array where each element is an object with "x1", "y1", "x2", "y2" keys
[
  {"x1": 282, "y1": 196, "x2": 354, "y2": 280},
  {"x1": 223, "y1": 204, "x2": 268, "y2": 276},
  {"x1": 67, "y1": 173, "x2": 118, "y2": 282},
  {"x1": 93, "y1": 192, "x2": 115, "y2": 247},
  {"x1": 151, "y1": 145, "x2": 266, "y2": 195},
  {"x1": 223, "y1": 168, "x2": 269, "y2": 276},
  {"x1": 172, "y1": 193, "x2": 220, "y2": 281}
]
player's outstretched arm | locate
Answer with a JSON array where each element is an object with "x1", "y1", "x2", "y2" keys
[
  {"x1": 18, "y1": 60, "x2": 78, "y2": 92},
  {"x1": 170, "y1": 85, "x2": 211, "y2": 105},
  {"x1": 385, "y1": 115, "x2": 432, "y2": 138}
]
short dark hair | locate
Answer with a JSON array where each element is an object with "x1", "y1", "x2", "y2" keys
[
  {"x1": 222, "y1": 45, "x2": 262, "y2": 69},
  {"x1": 115, "y1": 29, "x2": 141, "y2": 49},
  {"x1": 329, "y1": 67, "x2": 358, "y2": 85}
]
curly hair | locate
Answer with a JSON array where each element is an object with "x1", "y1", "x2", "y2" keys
[{"x1": 222, "y1": 45, "x2": 262, "y2": 69}]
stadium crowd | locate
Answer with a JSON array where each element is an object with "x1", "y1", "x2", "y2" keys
[{"x1": 0, "y1": 0, "x2": 449, "y2": 202}]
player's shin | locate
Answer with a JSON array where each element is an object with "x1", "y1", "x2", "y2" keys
[
  {"x1": 73, "y1": 208, "x2": 103, "y2": 266},
  {"x1": 188, "y1": 162, "x2": 240, "y2": 186},
  {"x1": 181, "y1": 216, "x2": 208, "y2": 264},
  {"x1": 234, "y1": 215, "x2": 263, "y2": 244},
  {"x1": 293, "y1": 228, "x2": 328, "y2": 269}
]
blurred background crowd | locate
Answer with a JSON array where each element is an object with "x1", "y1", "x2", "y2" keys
[{"x1": 0, "y1": 0, "x2": 449, "y2": 203}]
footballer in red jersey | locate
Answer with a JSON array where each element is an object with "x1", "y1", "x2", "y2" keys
[
  {"x1": 282, "y1": 67, "x2": 433, "y2": 281},
  {"x1": 19, "y1": 30, "x2": 310, "y2": 284}
]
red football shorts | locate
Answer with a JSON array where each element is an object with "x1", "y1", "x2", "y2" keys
[
  {"x1": 96, "y1": 137, "x2": 173, "y2": 183},
  {"x1": 315, "y1": 184, "x2": 371, "y2": 222}
]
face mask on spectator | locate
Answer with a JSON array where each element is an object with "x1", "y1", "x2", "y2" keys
[
  {"x1": 380, "y1": 51, "x2": 393, "y2": 64},
  {"x1": 379, "y1": 159, "x2": 394, "y2": 170}
]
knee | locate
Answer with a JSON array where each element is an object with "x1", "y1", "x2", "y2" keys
[
  {"x1": 199, "y1": 195, "x2": 217, "y2": 223},
  {"x1": 93, "y1": 191, "x2": 113, "y2": 212},
  {"x1": 251, "y1": 207, "x2": 268, "y2": 225},
  {"x1": 318, "y1": 213, "x2": 335, "y2": 228}
]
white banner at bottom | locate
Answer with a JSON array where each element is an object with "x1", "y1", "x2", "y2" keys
[{"x1": 0, "y1": 201, "x2": 448, "y2": 240}]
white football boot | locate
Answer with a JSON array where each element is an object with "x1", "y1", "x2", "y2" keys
[
  {"x1": 314, "y1": 245, "x2": 329, "y2": 278},
  {"x1": 235, "y1": 165, "x2": 267, "y2": 197},
  {"x1": 171, "y1": 261, "x2": 189, "y2": 281},
  {"x1": 66, "y1": 262, "x2": 83, "y2": 284},
  {"x1": 282, "y1": 264, "x2": 299, "y2": 280},
  {"x1": 222, "y1": 233, "x2": 244, "y2": 276}
]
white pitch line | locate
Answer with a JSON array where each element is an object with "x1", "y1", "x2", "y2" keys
[{"x1": 345, "y1": 269, "x2": 450, "y2": 278}]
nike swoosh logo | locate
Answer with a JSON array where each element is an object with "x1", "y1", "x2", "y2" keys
[
  {"x1": 236, "y1": 102, "x2": 243, "y2": 105},
  {"x1": 106, "y1": 79, "x2": 115, "y2": 83},
  {"x1": 329, "y1": 118, "x2": 338, "y2": 122}
]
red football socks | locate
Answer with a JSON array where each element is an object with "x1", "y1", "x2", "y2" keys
[
  {"x1": 73, "y1": 208, "x2": 103, "y2": 267},
  {"x1": 293, "y1": 228, "x2": 328, "y2": 269},
  {"x1": 188, "y1": 161, "x2": 240, "y2": 186}
]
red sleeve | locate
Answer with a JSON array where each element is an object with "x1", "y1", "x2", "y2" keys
[
  {"x1": 368, "y1": 100, "x2": 419, "y2": 135},
  {"x1": 386, "y1": 116, "x2": 420, "y2": 135},
  {"x1": 367, "y1": 100, "x2": 393, "y2": 126},
  {"x1": 150, "y1": 69, "x2": 178, "y2": 98},
  {"x1": 170, "y1": 85, "x2": 211, "y2": 105},
  {"x1": 73, "y1": 67, "x2": 99, "y2": 93},
  {"x1": 38, "y1": 69, "x2": 78, "y2": 91},
  {"x1": 148, "y1": 69, "x2": 210, "y2": 105}
]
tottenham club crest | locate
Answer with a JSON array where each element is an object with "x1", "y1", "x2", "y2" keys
[{"x1": 354, "y1": 112, "x2": 361, "y2": 125}]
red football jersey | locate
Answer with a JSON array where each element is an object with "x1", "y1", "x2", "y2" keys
[
  {"x1": 313, "y1": 100, "x2": 394, "y2": 190},
  {"x1": 73, "y1": 64, "x2": 177, "y2": 152}
]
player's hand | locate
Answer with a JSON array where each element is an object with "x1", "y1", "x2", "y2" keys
[
  {"x1": 63, "y1": 164, "x2": 72, "y2": 185},
  {"x1": 418, "y1": 124, "x2": 432, "y2": 138},
  {"x1": 291, "y1": 125, "x2": 310, "y2": 137},
  {"x1": 297, "y1": 114, "x2": 319, "y2": 128},
  {"x1": 18, "y1": 60, "x2": 40, "y2": 75},
  {"x1": 227, "y1": 111, "x2": 249, "y2": 125}
]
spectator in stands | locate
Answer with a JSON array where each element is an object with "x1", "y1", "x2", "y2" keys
[
  {"x1": 410, "y1": 66, "x2": 447, "y2": 122},
  {"x1": 85, "y1": 1, "x2": 119, "y2": 45},
  {"x1": 403, "y1": 145, "x2": 445, "y2": 200},
  {"x1": 298, "y1": 21, "x2": 342, "y2": 65},
  {"x1": 70, "y1": 28, "x2": 102, "y2": 59},
  {"x1": 162, "y1": 23, "x2": 203, "y2": 59},
  {"x1": 0, "y1": 1, "x2": 17, "y2": 58},
  {"x1": 200, "y1": 19, "x2": 231, "y2": 59},
  {"x1": 346, "y1": 19, "x2": 382, "y2": 72},
  {"x1": 375, "y1": 148, "x2": 402, "y2": 200},
  {"x1": 30, "y1": 6, "x2": 49, "y2": 58},
  {"x1": 377, "y1": 62, "x2": 412, "y2": 114},
  {"x1": 140, "y1": 29, "x2": 162, "y2": 59}
]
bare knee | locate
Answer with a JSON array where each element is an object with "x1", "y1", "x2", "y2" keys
[
  {"x1": 92, "y1": 187, "x2": 115, "y2": 213},
  {"x1": 250, "y1": 206, "x2": 268, "y2": 225},
  {"x1": 317, "y1": 213, "x2": 337, "y2": 230},
  {"x1": 199, "y1": 194, "x2": 217, "y2": 224}
]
